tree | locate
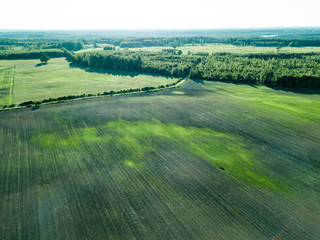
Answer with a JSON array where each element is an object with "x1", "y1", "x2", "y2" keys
[
  {"x1": 40, "y1": 53, "x2": 50, "y2": 64},
  {"x1": 276, "y1": 45, "x2": 282, "y2": 53}
]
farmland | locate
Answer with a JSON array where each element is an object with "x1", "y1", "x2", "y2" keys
[
  {"x1": 0, "y1": 58, "x2": 177, "y2": 107},
  {"x1": 1, "y1": 80, "x2": 320, "y2": 239},
  {"x1": 1, "y1": 29, "x2": 320, "y2": 239},
  {"x1": 0, "y1": 66, "x2": 14, "y2": 106}
]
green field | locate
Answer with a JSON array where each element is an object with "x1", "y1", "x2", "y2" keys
[
  {"x1": 178, "y1": 44, "x2": 320, "y2": 54},
  {"x1": 0, "y1": 58, "x2": 177, "y2": 107},
  {"x1": 0, "y1": 66, "x2": 14, "y2": 106},
  {"x1": 128, "y1": 43, "x2": 320, "y2": 54},
  {"x1": 1, "y1": 80, "x2": 319, "y2": 239}
]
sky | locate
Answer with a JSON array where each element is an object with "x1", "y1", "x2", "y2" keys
[{"x1": 1, "y1": 0, "x2": 319, "y2": 29}]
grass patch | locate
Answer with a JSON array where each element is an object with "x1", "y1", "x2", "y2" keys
[
  {"x1": 0, "y1": 58, "x2": 178, "y2": 107},
  {"x1": 0, "y1": 66, "x2": 14, "y2": 106},
  {"x1": 178, "y1": 44, "x2": 320, "y2": 54},
  {"x1": 171, "y1": 90, "x2": 185, "y2": 95},
  {"x1": 208, "y1": 81, "x2": 320, "y2": 132}
]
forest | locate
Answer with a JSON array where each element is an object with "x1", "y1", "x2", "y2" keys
[
  {"x1": 190, "y1": 53, "x2": 320, "y2": 87},
  {"x1": 68, "y1": 50, "x2": 200, "y2": 78},
  {"x1": 69, "y1": 50, "x2": 320, "y2": 87},
  {"x1": 0, "y1": 49, "x2": 65, "y2": 59},
  {"x1": 2, "y1": 36, "x2": 320, "y2": 51}
]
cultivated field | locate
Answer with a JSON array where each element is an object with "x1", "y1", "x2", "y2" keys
[
  {"x1": 0, "y1": 58, "x2": 177, "y2": 107},
  {"x1": 0, "y1": 66, "x2": 14, "y2": 106},
  {"x1": 1, "y1": 80, "x2": 319, "y2": 239}
]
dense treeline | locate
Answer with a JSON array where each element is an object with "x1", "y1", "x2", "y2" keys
[
  {"x1": 68, "y1": 50, "x2": 320, "y2": 87},
  {"x1": 96, "y1": 37, "x2": 320, "y2": 48},
  {"x1": 0, "y1": 49, "x2": 65, "y2": 60},
  {"x1": 55, "y1": 41, "x2": 84, "y2": 51},
  {"x1": 103, "y1": 46, "x2": 115, "y2": 50},
  {"x1": 190, "y1": 53, "x2": 320, "y2": 87},
  {"x1": 0, "y1": 39, "x2": 84, "y2": 51},
  {"x1": 2, "y1": 36, "x2": 320, "y2": 53},
  {"x1": 97, "y1": 37, "x2": 221, "y2": 48},
  {"x1": 119, "y1": 41, "x2": 143, "y2": 48},
  {"x1": 72, "y1": 52, "x2": 143, "y2": 72},
  {"x1": 0, "y1": 39, "x2": 18, "y2": 45},
  {"x1": 69, "y1": 50, "x2": 200, "y2": 77},
  {"x1": 227, "y1": 38, "x2": 320, "y2": 47}
]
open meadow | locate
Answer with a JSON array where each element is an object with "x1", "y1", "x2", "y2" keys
[
  {"x1": 0, "y1": 66, "x2": 14, "y2": 106},
  {"x1": 1, "y1": 79, "x2": 319, "y2": 239},
  {"x1": 0, "y1": 58, "x2": 177, "y2": 107},
  {"x1": 178, "y1": 44, "x2": 320, "y2": 54}
]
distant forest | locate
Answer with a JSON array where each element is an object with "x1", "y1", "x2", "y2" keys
[
  {"x1": 1, "y1": 28, "x2": 320, "y2": 39},
  {"x1": 1, "y1": 33, "x2": 320, "y2": 88},
  {"x1": 1, "y1": 37, "x2": 320, "y2": 51}
]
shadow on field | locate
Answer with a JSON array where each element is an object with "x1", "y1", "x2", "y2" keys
[
  {"x1": 268, "y1": 86, "x2": 320, "y2": 95},
  {"x1": 167, "y1": 79, "x2": 214, "y2": 97},
  {"x1": 192, "y1": 79, "x2": 206, "y2": 85},
  {"x1": 172, "y1": 79, "x2": 260, "y2": 97},
  {"x1": 192, "y1": 78, "x2": 320, "y2": 95},
  {"x1": 192, "y1": 78, "x2": 259, "y2": 88},
  {"x1": 35, "y1": 63, "x2": 47, "y2": 67},
  {"x1": 69, "y1": 63, "x2": 173, "y2": 80},
  {"x1": 31, "y1": 106, "x2": 40, "y2": 111}
]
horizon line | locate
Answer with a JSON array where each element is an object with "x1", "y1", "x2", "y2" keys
[{"x1": 1, "y1": 26, "x2": 320, "y2": 31}]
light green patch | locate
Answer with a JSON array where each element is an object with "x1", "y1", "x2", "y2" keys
[
  {"x1": 105, "y1": 120, "x2": 283, "y2": 190},
  {"x1": 263, "y1": 101, "x2": 303, "y2": 113},
  {"x1": 33, "y1": 133, "x2": 58, "y2": 148},
  {"x1": 33, "y1": 119, "x2": 281, "y2": 190},
  {"x1": 33, "y1": 127, "x2": 102, "y2": 148},
  {"x1": 124, "y1": 160, "x2": 136, "y2": 168},
  {"x1": 171, "y1": 91, "x2": 185, "y2": 95},
  {"x1": 208, "y1": 81, "x2": 320, "y2": 136},
  {"x1": 60, "y1": 127, "x2": 102, "y2": 147}
]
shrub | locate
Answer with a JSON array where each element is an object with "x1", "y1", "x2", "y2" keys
[{"x1": 19, "y1": 101, "x2": 34, "y2": 106}]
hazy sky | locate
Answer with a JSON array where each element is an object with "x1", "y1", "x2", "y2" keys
[{"x1": 1, "y1": 0, "x2": 319, "y2": 29}]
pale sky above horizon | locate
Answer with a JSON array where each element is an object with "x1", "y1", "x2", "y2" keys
[{"x1": 1, "y1": 0, "x2": 319, "y2": 30}]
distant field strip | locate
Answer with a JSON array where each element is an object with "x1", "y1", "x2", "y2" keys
[{"x1": 0, "y1": 66, "x2": 14, "y2": 106}]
